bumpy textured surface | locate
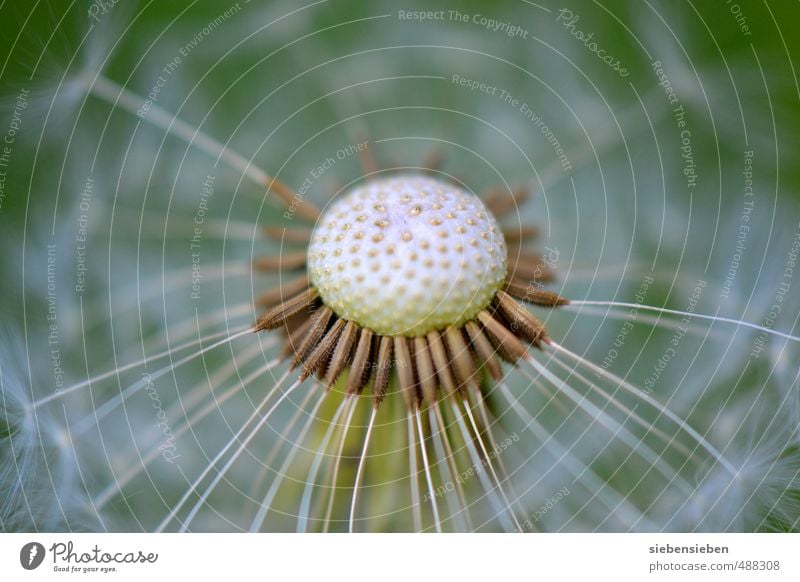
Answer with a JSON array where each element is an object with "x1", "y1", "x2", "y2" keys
[{"x1": 308, "y1": 174, "x2": 507, "y2": 337}]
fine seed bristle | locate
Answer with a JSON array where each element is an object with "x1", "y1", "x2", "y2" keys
[
  {"x1": 427, "y1": 330, "x2": 459, "y2": 397},
  {"x1": 263, "y1": 226, "x2": 313, "y2": 244},
  {"x1": 415, "y1": 407, "x2": 443, "y2": 532},
  {"x1": 253, "y1": 250, "x2": 308, "y2": 272},
  {"x1": 257, "y1": 274, "x2": 311, "y2": 307},
  {"x1": 477, "y1": 310, "x2": 528, "y2": 362},
  {"x1": 461, "y1": 399, "x2": 523, "y2": 531},
  {"x1": 87, "y1": 75, "x2": 318, "y2": 225},
  {"x1": 413, "y1": 336, "x2": 438, "y2": 406},
  {"x1": 567, "y1": 300, "x2": 800, "y2": 344},
  {"x1": 494, "y1": 290, "x2": 549, "y2": 346},
  {"x1": 503, "y1": 280, "x2": 569, "y2": 307},
  {"x1": 349, "y1": 406, "x2": 378, "y2": 533},
  {"x1": 345, "y1": 329, "x2": 374, "y2": 395},
  {"x1": 255, "y1": 287, "x2": 319, "y2": 331},
  {"x1": 464, "y1": 321, "x2": 503, "y2": 381},
  {"x1": 372, "y1": 336, "x2": 394, "y2": 405}
]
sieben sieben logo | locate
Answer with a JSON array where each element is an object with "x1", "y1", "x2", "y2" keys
[{"x1": 19, "y1": 540, "x2": 158, "y2": 573}]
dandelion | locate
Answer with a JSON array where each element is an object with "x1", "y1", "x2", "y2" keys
[
  {"x1": 2, "y1": 1, "x2": 799, "y2": 534},
  {"x1": 249, "y1": 172, "x2": 568, "y2": 531}
]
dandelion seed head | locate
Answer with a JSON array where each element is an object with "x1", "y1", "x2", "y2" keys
[
  {"x1": 308, "y1": 175, "x2": 507, "y2": 337},
  {"x1": 3, "y1": 0, "x2": 798, "y2": 535}
]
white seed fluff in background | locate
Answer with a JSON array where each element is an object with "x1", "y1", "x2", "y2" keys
[{"x1": 308, "y1": 175, "x2": 508, "y2": 337}]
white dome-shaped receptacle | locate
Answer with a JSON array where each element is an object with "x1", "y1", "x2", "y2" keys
[{"x1": 308, "y1": 174, "x2": 507, "y2": 337}]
